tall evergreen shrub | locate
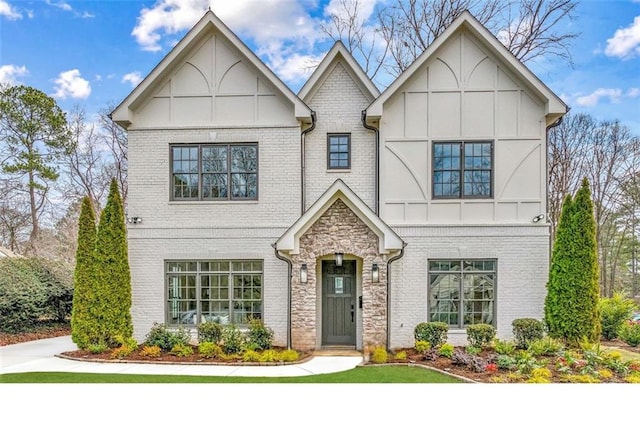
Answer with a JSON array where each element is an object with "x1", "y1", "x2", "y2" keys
[
  {"x1": 545, "y1": 178, "x2": 600, "y2": 343},
  {"x1": 94, "y1": 179, "x2": 133, "y2": 346},
  {"x1": 71, "y1": 196, "x2": 97, "y2": 349}
]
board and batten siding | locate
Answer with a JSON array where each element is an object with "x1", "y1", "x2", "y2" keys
[{"x1": 379, "y1": 29, "x2": 548, "y2": 225}]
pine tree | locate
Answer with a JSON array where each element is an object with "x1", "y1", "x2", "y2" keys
[
  {"x1": 567, "y1": 177, "x2": 600, "y2": 342},
  {"x1": 70, "y1": 196, "x2": 97, "y2": 349},
  {"x1": 545, "y1": 178, "x2": 600, "y2": 343},
  {"x1": 94, "y1": 179, "x2": 132, "y2": 346},
  {"x1": 545, "y1": 193, "x2": 574, "y2": 338}
]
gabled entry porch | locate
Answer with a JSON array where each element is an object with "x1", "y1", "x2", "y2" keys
[{"x1": 275, "y1": 179, "x2": 404, "y2": 351}]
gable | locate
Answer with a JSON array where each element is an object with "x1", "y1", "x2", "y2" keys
[
  {"x1": 111, "y1": 11, "x2": 311, "y2": 129},
  {"x1": 366, "y1": 11, "x2": 566, "y2": 127},
  {"x1": 299, "y1": 41, "x2": 379, "y2": 103}
]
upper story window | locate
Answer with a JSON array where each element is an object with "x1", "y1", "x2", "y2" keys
[
  {"x1": 171, "y1": 144, "x2": 258, "y2": 201},
  {"x1": 432, "y1": 141, "x2": 493, "y2": 199},
  {"x1": 327, "y1": 134, "x2": 351, "y2": 170}
]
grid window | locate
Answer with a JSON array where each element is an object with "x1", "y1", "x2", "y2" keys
[
  {"x1": 433, "y1": 141, "x2": 492, "y2": 198},
  {"x1": 171, "y1": 144, "x2": 257, "y2": 200},
  {"x1": 428, "y1": 260, "x2": 495, "y2": 328},
  {"x1": 327, "y1": 134, "x2": 350, "y2": 169},
  {"x1": 166, "y1": 260, "x2": 262, "y2": 327}
]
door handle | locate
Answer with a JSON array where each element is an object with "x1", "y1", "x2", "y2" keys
[{"x1": 351, "y1": 304, "x2": 355, "y2": 322}]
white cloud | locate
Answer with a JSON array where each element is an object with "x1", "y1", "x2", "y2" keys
[
  {"x1": 605, "y1": 16, "x2": 640, "y2": 59},
  {"x1": 626, "y1": 87, "x2": 640, "y2": 98},
  {"x1": 0, "y1": 0, "x2": 22, "y2": 20},
  {"x1": 269, "y1": 52, "x2": 325, "y2": 83},
  {"x1": 52, "y1": 69, "x2": 91, "y2": 100},
  {"x1": 575, "y1": 88, "x2": 623, "y2": 107},
  {"x1": 0, "y1": 64, "x2": 28, "y2": 85},
  {"x1": 45, "y1": 0, "x2": 72, "y2": 12},
  {"x1": 122, "y1": 71, "x2": 143, "y2": 87}
]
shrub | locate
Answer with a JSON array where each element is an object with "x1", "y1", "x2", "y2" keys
[
  {"x1": 220, "y1": 324, "x2": 246, "y2": 354},
  {"x1": 414, "y1": 322, "x2": 448, "y2": 348},
  {"x1": 496, "y1": 354, "x2": 517, "y2": 370},
  {"x1": 87, "y1": 343, "x2": 109, "y2": 354},
  {"x1": 512, "y1": 318, "x2": 544, "y2": 349},
  {"x1": 415, "y1": 340, "x2": 431, "y2": 353},
  {"x1": 371, "y1": 346, "x2": 388, "y2": 364},
  {"x1": 394, "y1": 351, "x2": 407, "y2": 360},
  {"x1": 110, "y1": 344, "x2": 135, "y2": 359},
  {"x1": 259, "y1": 349, "x2": 280, "y2": 362},
  {"x1": 598, "y1": 294, "x2": 637, "y2": 340},
  {"x1": 197, "y1": 321, "x2": 223, "y2": 344},
  {"x1": 140, "y1": 345, "x2": 162, "y2": 358},
  {"x1": 438, "y1": 343, "x2": 454, "y2": 358},
  {"x1": 0, "y1": 257, "x2": 73, "y2": 333},
  {"x1": 493, "y1": 339, "x2": 516, "y2": 355},
  {"x1": 247, "y1": 318, "x2": 274, "y2": 350},
  {"x1": 618, "y1": 320, "x2": 640, "y2": 347},
  {"x1": 279, "y1": 349, "x2": 300, "y2": 362},
  {"x1": 242, "y1": 349, "x2": 261, "y2": 362},
  {"x1": 465, "y1": 345, "x2": 482, "y2": 356},
  {"x1": 514, "y1": 350, "x2": 542, "y2": 375},
  {"x1": 144, "y1": 323, "x2": 190, "y2": 351},
  {"x1": 170, "y1": 343, "x2": 194, "y2": 357},
  {"x1": 198, "y1": 341, "x2": 222, "y2": 359},
  {"x1": 527, "y1": 336, "x2": 564, "y2": 356},
  {"x1": 451, "y1": 348, "x2": 486, "y2": 373},
  {"x1": 466, "y1": 324, "x2": 496, "y2": 348}
]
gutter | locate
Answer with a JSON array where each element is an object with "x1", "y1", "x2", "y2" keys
[
  {"x1": 272, "y1": 243, "x2": 293, "y2": 350},
  {"x1": 361, "y1": 110, "x2": 379, "y2": 215},
  {"x1": 386, "y1": 243, "x2": 407, "y2": 351},
  {"x1": 301, "y1": 111, "x2": 317, "y2": 214}
]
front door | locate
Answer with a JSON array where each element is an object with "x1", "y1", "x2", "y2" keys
[{"x1": 322, "y1": 260, "x2": 356, "y2": 346}]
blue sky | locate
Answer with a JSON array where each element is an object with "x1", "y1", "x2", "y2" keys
[{"x1": 1, "y1": 0, "x2": 639, "y2": 134}]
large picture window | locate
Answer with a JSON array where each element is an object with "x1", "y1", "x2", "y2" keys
[
  {"x1": 171, "y1": 144, "x2": 258, "y2": 201},
  {"x1": 166, "y1": 260, "x2": 262, "y2": 327},
  {"x1": 433, "y1": 141, "x2": 492, "y2": 198},
  {"x1": 327, "y1": 134, "x2": 350, "y2": 169},
  {"x1": 428, "y1": 260, "x2": 495, "y2": 328}
]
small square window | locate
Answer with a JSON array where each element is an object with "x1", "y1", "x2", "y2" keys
[{"x1": 327, "y1": 134, "x2": 351, "y2": 170}]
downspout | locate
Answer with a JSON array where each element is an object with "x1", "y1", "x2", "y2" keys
[
  {"x1": 272, "y1": 243, "x2": 293, "y2": 350},
  {"x1": 385, "y1": 243, "x2": 407, "y2": 351},
  {"x1": 301, "y1": 111, "x2": 317, "y2": 214},
  {"x1": 361, "y1": 110, "x2": 379, "y2": 215}
]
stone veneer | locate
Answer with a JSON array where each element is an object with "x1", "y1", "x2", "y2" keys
[{"x1": 290, "y1": 199, "x2": 389, "y2": 351}]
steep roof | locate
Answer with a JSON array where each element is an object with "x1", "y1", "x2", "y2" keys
[
  {"x1": 298, "y1": 40, "x2": 380, "y2": 103},
  {"x1": 111, "y1": 10, "x2": 312, "y2": 128},
  {"x1": 276, "y1": 179, "x2": 404, "y2": 255},
  {"x1": 365, "y1": 10, "x2": 567, "y2": 126}
]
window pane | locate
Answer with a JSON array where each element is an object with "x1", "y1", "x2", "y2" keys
[
  {"x1": 328, "y1": 135, "x2": 350, "y2": 169},
  {"x1": 231, "y1": 146, "x2": 257, "y2": 173},
  {"x1": 202, "y1": 173, "x2": 228, "y2": 199},
  {"x1": 202, "y1": 146, "x2": 228, "y2": 173}
]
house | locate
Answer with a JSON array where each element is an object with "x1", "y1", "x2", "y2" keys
[{"x1": 111, "y1": 10, "x2": 567, "y2": 351}]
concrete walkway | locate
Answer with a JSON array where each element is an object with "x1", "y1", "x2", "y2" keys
[{"x1": 0, "y1": 335, "x2": 364, "y2": 377}]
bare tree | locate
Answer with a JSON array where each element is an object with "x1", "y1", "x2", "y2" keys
[
  {"x1": 99, "y1": 104, "x2": 128, "y2": 206},
  {"x1": 61, "y1": 106, "x2": 112, "y2": 218},
  {"x1": 377, "y1": 0, "x2": 578, "y2": 77},
  {"x1": 320, "y1": 0, "x2": 390, "y2": 80},
  {"x1": 548, "y1": 113, "x2": 640, "y2": 297}
]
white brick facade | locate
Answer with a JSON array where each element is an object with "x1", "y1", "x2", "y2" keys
[{"x1": 114, "y1": 11, "x2": 566, "y2": 351}]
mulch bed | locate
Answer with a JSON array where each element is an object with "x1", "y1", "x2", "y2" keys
[{"x1": 0, "y1": 322, "x2": 71, "y2": 347}]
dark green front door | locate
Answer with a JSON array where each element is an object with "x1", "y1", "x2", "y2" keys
[{"x1": 322, "y1": 260, "x2": 356, "y2": 346}]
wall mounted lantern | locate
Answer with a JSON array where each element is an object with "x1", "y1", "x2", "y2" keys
[
  {"x1": 372, "y1": 263, "x2": 379, "y2": 283},
  {"x1": 335, "y1": 252, "x2": 343, "y2": 267},
  {"x1": 300, "y1": 264, "x2": 308, "y2": 283},
  {"x1": 532, "y1": 214, "x2": 545, "y2": 223},
  {"x1": 127, "y1": 216, "x2": 143, "y2": 224}
]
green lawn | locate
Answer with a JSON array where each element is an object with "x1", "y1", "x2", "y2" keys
[{"x1": 0, "y1": 365, "x2": 464, "y2": 383}]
